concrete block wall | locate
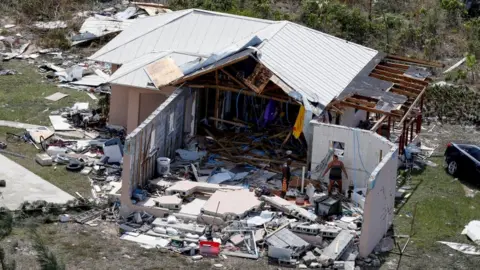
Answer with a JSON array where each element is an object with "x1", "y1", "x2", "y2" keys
[
  {"x1": 310, "y1": 121, "x2": 394, "y2": 190},
  {"x1": 359, "y1": 147, "x2": 398, "y2": 257}
]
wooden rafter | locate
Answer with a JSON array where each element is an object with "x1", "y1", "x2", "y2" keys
[
  {"x1": 188, "y1": 84, "x2": 292, "y2": 103},
  {"x1": 220, "y1": 68, "x2": 250, "y2": 90},
  {"x1": 382, "y1": 62, "x2": 409, "y2": 71},
  {"x1": 390, "y1": 87, "x2": 418, "y2": 98},
  {"x1": 372, "y1": 69, "x2": 429, "y2": 86},
  {"x1": 386, "y1": 55, "x2": 444, "y2": 68},
  {"x1": 376, "y1": 64, "x2": 405, "y2": 74},
  {"x1": 345, "y1": 97, "x2": 377, "y2": 108},
  {"x1": 371, "y1": 114, "x2": 388, "y2": 131},
  {"x1": 370, "y1": 72, "x2": 425, "y2": 90},
  {"x1": 398, "y1": 87, "x2": 427, "y2": 126},
  {"x1": 338, "y1": 101, "x2": 403, "y2": 118}
]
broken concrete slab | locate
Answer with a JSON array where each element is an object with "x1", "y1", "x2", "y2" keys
[
  {"x1": 152, "y1": 218, "x2": 206, "y2": 235},
  {"x1": 202, "y1": 189, "x2": 262, "y2": 219},
  {"x1": 266, "y1": 227, "x2": 310, "y2": 255},
  {"x1": 154, "y1": 194, "x2": 182, "y2": 210},
  {"x1": 0, "y1": 154, "x2": 74, "y2": 210},
  {"x1": 166, "y1": 181, "x2": 242, "y2": 197},
  {"x1": 261, "y1": 195, "x2": 317, "y2": 222},
  {"x1": 322, "y1": 230, "x2": 354, "y2": 261}
]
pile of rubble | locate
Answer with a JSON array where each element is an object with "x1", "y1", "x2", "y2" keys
[
  {"x1": 0, "y1": 100, "x2": 126, "y2": 203},
  {"x1": 100, "y1": 135, "x2": 392, "y2": 269},
  {"x1": 0, "y1": 2, "x2": 171, "y2": 92}
]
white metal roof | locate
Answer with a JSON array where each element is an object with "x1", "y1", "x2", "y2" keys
[
  {"x1": 257, "y1": 22, "x2": 378, "y2": 106},
  {"x1": 109, "y1": 51, "x2": 200, "y2": 88},
  {"x1": 90, "y1": 9, "x2": 274, "y2": 64},
  {"x1": 93, "y1": 8, "x2": 379, "y2": 106}
]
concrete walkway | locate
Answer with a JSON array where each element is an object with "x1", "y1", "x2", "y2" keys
[
  {"x1": 0, "y1": 120, "x2": 43, "y2": 130},
  {"x1": 0, "y1": 154, "x2": 74, "y2": 210}
]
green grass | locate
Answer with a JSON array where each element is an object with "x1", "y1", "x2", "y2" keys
[
  {"x1": 394, "y1": 157, "x2": 480, "y2": 249},
  {"x1": 0, "y1": 61, "x2": 94, "y2": 196},
  {"x1": 0, "y1": 61, "x2": 92, "y2": 126}
]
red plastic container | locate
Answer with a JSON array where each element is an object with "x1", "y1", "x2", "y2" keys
[{"x1": 199, "y1": 241, "x2": 220, "y2": 256}]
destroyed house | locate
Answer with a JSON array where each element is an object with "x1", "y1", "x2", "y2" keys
[{"x1": 89, "y1": 9, "x2": 438, "y2": 257}]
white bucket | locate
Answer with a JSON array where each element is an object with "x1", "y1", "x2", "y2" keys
[{"x1": 156, "y1": 157, "x2": 171, "y2": 176}]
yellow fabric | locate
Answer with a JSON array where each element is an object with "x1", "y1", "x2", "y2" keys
[{"x1": 293, "y1": 106, "x2": 305, "y2": 139}]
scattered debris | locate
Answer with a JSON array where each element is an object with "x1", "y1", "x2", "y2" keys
[
  {"x1": 0, "y1": 69, "x2": 17, "y2": 76},
  {"x1": 438, "y1": 241, "x2": 480, "y2": 255},
  {"x1": 34, "y1": 21, "x2": 68, "y2": 30},
  {"x1": 462, "y1": 220, "x2": 480, "y2": 244}
]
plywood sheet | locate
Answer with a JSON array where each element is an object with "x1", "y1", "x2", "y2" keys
[
  {"x1": 144, "y1": 57, "x2": 184, "y2": 88},
  {"x1": 45, "y1": 92, "x2": 69, "y2": 101},
  {"x1": 49, "y1": 115, "x2": 75, "y2": 131}
]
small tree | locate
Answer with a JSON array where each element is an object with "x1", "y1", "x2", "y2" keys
[
  {"x1": 30, "y1": 228, "x2": 65, "y2": 270},
  {"x1": 465, "y1": 52, "x2": 477, "y2": 82}
]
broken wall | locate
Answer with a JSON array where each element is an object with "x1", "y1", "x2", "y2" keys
[
  {"x1": 340, "y1": 107, "x2": 367, "y2": 128},
  {"x1": 122, "y1": 87, "x2": 190, "y2": 202},
  {"x1": 359, "y1": 146, "x2": 398, "y2": 257},
  {"x1": 309, "y1": 121, "x2": 393, "y2": 190}
]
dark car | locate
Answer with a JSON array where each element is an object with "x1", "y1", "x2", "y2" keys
[{"x1": 444, "y1": 143, "x2": 480, "y2": 178}]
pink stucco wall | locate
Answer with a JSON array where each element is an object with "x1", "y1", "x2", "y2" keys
[{"x1": 109, "y1": 84, "x2": 176, "y2": 133}]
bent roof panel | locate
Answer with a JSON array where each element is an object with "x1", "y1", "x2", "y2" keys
[
  {"x1": 258, "y1": 23, "x2": 378, "y2": 106},
  {"x1": 109, "y1": 52, "x2": 200, "y2": 88},
  {"x1": 90, "y1": 9, "x2": 274, "y2": 64}
]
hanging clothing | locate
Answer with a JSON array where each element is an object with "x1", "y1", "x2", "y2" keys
[
  {"x1": 263, "y1": 100, "x2": 276, "y2": 126},
  {"x1": 293, "y1": 106, "x2": 305, "y2": 139}
]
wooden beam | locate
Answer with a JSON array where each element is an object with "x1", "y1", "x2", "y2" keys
[
  {"x1": 188, "y1": 84, "x2": 293, "y2": 103},
  {"x1": 386, "y1": 54, "x2": 444, "y2": 68},
  {"x1": 394, "y1": 85, "x2": 422, "y2": 94},
  {"x1": 208, "y1": 117, "x2": 248, "y2": 128},
  {"x1": 383, "y1": 62, "x2": 409, "y2": 71},
  {"x1": 372, "y1": 69, "x2": 429, "y2": 86},
  {"x1": 370, "y1": 72, "x2": 425, "y2": 90},
  {"x1": 220, "y1": 68, "x2": 249, "y2": 90},
  {"x1": 345, "y1": 97, "x2": 377, "y2": 108},
  {"x1": 390, "y1": 87, "x2": 418, "y2": 98},
  {"x1": 371, "y1": 114, "x2": 388, "y2": 132},
  {"x1": 339, "y1": 101, "x2": 403, "y2": 118},
  {"x1": 398, "y1": 87, "x2": 427, "y2": 126},
  {"x1": 376, "y1": 64, "x2": 405, "y2": 74}
]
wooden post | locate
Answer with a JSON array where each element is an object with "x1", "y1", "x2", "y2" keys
[
  {"x1": 416, "y1": 94, "x2": 425, "y2": 134},
  {"x1": 387, "y1": 116, "x2": 392, "y2": 140},
  {"x1": 405, "y1": 123, "x2": 409, "y2": 147},
  {"x1": 214, "y1": 70, "x2": 220, "y2": 128},
  {"x1": 410, "y1": 120, "x2": 414, "y2": 143}
]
